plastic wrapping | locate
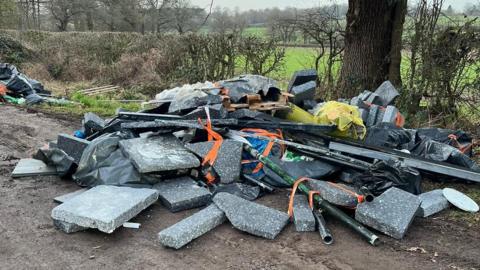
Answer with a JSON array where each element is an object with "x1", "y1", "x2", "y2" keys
[
  {"x1": 33, "y1": 148, "x2": 76, "y2": 177},
  {"x1": 365, "y1": 123, "x2": 414, "y2": 149}
]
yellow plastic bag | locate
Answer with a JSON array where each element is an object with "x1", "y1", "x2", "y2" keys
[{"x1": 285, "y1": 102, "x2": 366, "y2": 139}]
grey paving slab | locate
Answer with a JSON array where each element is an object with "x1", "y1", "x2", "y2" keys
[
  {"x1": 51, "y1": 185, "x2": 158, "y2": 233},
  {"x1": 183, "y1": 104, "x2": 227, "y2": 120},
  {"x1": 292, "y1": 194, "x2": 316, "y2": 232},
  {"x1": 185, "y1": 140, "x2": 242, "y2": 184},
  {"x1": 374, "y1": 81, "x2": 400, "y2": 106},
  {"x1": 119, "y1": 136, "x2": 200, "y2": 173},
  {"x1": 158, "y1": 204, "x2": 226, "y2": 249},
  {"x1": 307, "y1": 180, "x2": 358, "y2": 207},
  {"x1": 57, "y1": 134, "x2": 91, "y2": 164},
  {"x1": 213, "y1": 192, "x2": 289, "y2": 239},
  {"x1": 290, "y1": 81, "x2": 316, "y2": 106},
  {"x1": 355, "y1": 187, "x2": 420, "y2": 239},
  {"x1": 366, "y1": 105, "x2": 379, "y2": 127},
  {"x1": 11, "y1": 158, "x2": 57, "y2": 178},
  {"x1": 53, "y1": 188, "x2": 88, "y2": 203},
  {"x1": 53, "y1": 219, "x2": 87, "y2": 234},
  {"x1": 153, "y1": 176, "x2": 211, "y2": 212},
  {"x1": 382, "y1": 105, "x2": 399, "y2": 124},
  {"x1": 417, "y1": 189, "x2": 449, "y2": 217},
  {"x1": 287, "y1": 69, "x2": 317, "y2": 92}
]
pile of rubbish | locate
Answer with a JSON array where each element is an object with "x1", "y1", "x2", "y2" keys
[
  {"x1": 0, "y1": 63, "x2": 70, "y2": 105},
  {"x1": 11, "y1": 70, "x2": 480, "y2": 248}
]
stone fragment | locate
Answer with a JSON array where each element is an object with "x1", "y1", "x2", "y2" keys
[
  {"x1": 290, "y1": 81, "x2": 316, "y2": 107},
  {"x1": 185, "y1": 140, "x2": 242, "y2": 184},
  {"x1": 417, "y1": 189, "x2": 449, "y2": 217},
  {"x1": 292, "y1": 195, "x2": 316, "y2": 232},
  {"x1": 366, "y1": 93, "x2": 382, "y2": 106},
  {"x1": 51, "y1": 185, "x2": 158, "y2": 233},
  {"x1": 287, "y1": 69, "x2": 318, "y2": 92},
  {"x1": 355, "y1": 187, "x2": 420, "y2": 239},
  {"x1": 306, "y1": 180, "x2": 358, "y2": 207},
  {"x1": 169, "y1": 94, "x2": 223, "y2": 114},
  {"x1": 158, "y1": 204, "x2": 226, "y2": 249},
  {"x1": 123, "y1": 222, "x2": 141, "y2": 229},
  {"x1": 213, "y1": 192, "x2": 289, "y2": 239},
  {"x1": 366, "y1": 105, "x2": 379, "y2": 127},
  {"x1": 53, "y1": 219, "x2": 86, "y2": 234},
  {"x1": 11, "y1": 158, "x2": 57, "y2": 178},
  {"x1": 53, "y1": 189, "x2": 88, "y2": 203},
  {"x1": 359, "y1": 90, "x2": 372, "y2": 101},
  {"x1": 381, "y1": 105, "x2": 399, "y2": 124},
  {"x1": 228, "y1": 109, "x2": 275, "y2": 121},
  {"x1": 374, "y1": 81, "x2": 400, "y2": 106},
  {"x1": 153, "y1": 176, "x2": 211, "y2": 212},
  {"x1": 83, "y1": 112, "x2": 105, "y2": 135},
  {"x1": 57, "y1": 134, "x2": 91, "y2": 164},
  {"x1": 358, "y1": 108, "x2": 369, "y2": 123},
  {"x1": 183, "y1": 104, "x2": 227, "y2": 120},
  {"x1": 375, "y1": 107, "x2": 386, "y2": 125},
  {"x1": 213, "y1": 183, "x2": 260, "y2": 201},
  {"x1": 119, "y1": 136, "x2": 200, "y2": 173}
]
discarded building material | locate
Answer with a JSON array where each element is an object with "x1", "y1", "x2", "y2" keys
[
  {"x1": 417, "y1": 189, "x2": 449, "y2": 217},
  {"x1": 287, "y1": 69, "x2": 318, "y2": 92},
  {"x1": 11, "y1": 158, "x2": 57, "y2": 178},
  {"x1": 306, "y1": 180, "x2": 361, "y2": 208},
  {"x1": 292, "y1": 195, "x2": 316, "y2": 232},
  {"x1": 244, "y1": 144, "x2": 379, "y2": 245},
  {"x1": 117, "y1": 111, "x2": 182, "y2": 121},
  {"x1": 78, "y1": 85, "x2": 120, "y2": 96},
  {"x1": 53, "y1": 189, "x2": 88, "y2": 203},
  {"x1": 153, "y1": 176, "x2": 211, "y2": 212},
  {"x1": 213, "y1": 192, "x2": 290, "y2": 239},
  {"x1": 442, "y1": 188, "x2": 479, "y2": 213},
  {"x1": 158, "y1": 204, "x2": 226, "y2": 249},
  {"x1": 373, "y1": 81, "x2": 400, "y2": 106},
  {"x1": 313, "y1": 211, "x2": 333, "y2": 245},
  {"x1": 51, "y1": 185, "x2": 158, "y2": 233},
  {"x1": 355, "y1": 187, "x2": 420, "y2": 239},
  {"x1": 53, "y1": 219, "x2": 86, "y2": 234},
  {"x1": 123, "y1": 222, "x2": 141, "y2": 229},
  {"x1": 290, "y1": 81, "x2": 316, "y2": 107},
  {"x1": 235, "y1": 120, "x2": 336, "y2": 133},
  {"x1": 57, "y1": 134, "x2": 91, "y2": 164},
  {"x1": 119, "y1": 136, "x2": 200, "y2": 173},
  {"x1": 329, "y1": 141, "x2": 480, "y2": 183}
]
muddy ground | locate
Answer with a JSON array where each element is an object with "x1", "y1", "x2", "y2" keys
[{"x1": 0, "y1": 105, "x2": 479, "y2": 270}]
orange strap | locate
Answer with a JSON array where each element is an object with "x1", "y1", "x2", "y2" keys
[
  {"x1": 287, "y1": 177, "x2": 310, "y2": 218},
  {"x1": 327, "y1": 182, "x2": 365, "y2": 204},
  {"x1": 308, "y1": 191, "x2": 321, "y2": 209},
  {"x1": 198, "y1": 118, "x2": 223, "y2": 184},
  {"x1": 241, "y1": 128, "x2": 284, "y2": 173},
  {"x1": 395, "y1": 112, "x2": 405, "y2": 127},
  {"x1": 0, "y1": 84, "x2": 7, "y2": 96}
]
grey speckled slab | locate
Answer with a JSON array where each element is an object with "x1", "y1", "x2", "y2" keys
[
  {"x1": 213, "y1": 192, "x2": 289, "y2": 239},
  {"x1": 292, "y1": 194, "x2": 315, "y2": 232},
  {"x1": 119, "y1": 136, "x2": 200, "y2": 173},
  {"x1": 153, "y1": 176, "x2": 211, "y2": 212},
  {"x1": 417, "y1": 189, "x2": 449, "y2": 217},
  {"x1": 51, "y1": 185, "x2": 158, "y2": 233},
  {"x1": 355, "y1": 187, "x2": 420, "y2": 239},
  {"x1": 11, "y1": 158, "x2": 57, "y2": 178},
  {"x1": 158, "y1": 204, "x2": 225, "y2": 249}
]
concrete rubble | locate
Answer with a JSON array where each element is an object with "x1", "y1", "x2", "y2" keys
[{"x1": 11, "y1": 70, "x2": 480, "y2": 249}]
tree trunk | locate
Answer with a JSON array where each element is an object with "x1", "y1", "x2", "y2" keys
[{"x1": 339, "y1": 0, "x2": 407, "y2": 97}]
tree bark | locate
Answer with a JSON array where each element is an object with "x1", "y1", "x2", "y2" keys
[{"x1": 339, "y1": 0, "x2": 407, "y2": 97}]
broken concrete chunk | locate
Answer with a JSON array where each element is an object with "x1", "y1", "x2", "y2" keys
[
  {"x1": 355, "y1": 187, "x2": 420, "y2": 239},
  {"x1": 53, "y1": 189, "x2": 88, "y2": 203},
  {"x1": 153, "y1": 176, "x2": 211, "y2": 212},
  {"x1": 381, "y1": 105, "x2": 399, "y2": 124},
  {"x1": 290, "y1": 81, "x2": 316, "y2": 107},
  {"x1": 366, "y1": 93, "x2": 382, "y2": 106},
  {"x1": 374, "y1": 81, "x2": 400, "y2": 106},
  {"x1": 213, "y1": 192, "x2": 289, "y2": 239},
  {"x1": 358, "y1": 108, "x2": 369, "y2": 123},
  {"x1": 287, "y1": 69, "x2": 318, "y2": 92},
  {"x1": 417, "y1": 189, "x2": 449, "y2": 217},
  {"x1": 51, "y1": 185, "x2": 158, "y2": 233},
  {"x1": 57, "y1": 134, "x2": 91, "y2": 164},
  {"x1": 83, "y1": 112, "x2": 105, "y2": 135},
  {"x1": 158, "y1": 204, "x2": 226, "y2": 249},
  {"x1": 307, "y1": 180, "x2": 358, "y2": 208},
  {"x1": 123, "y1": 222, "x2": 141, "y2": 229},
  {"x1": 119, "y1": 136, "x2": 200, "y2": 174},
  {"x1": 292, "y1": 195, "x2": 316, "y2": 232},
  {"x1": 11, "y1": 158, "x2": 57, "y2": 178},
  {"x1": 169, "y1": 94, "x2": 223, "y2": 114},
  {"x1": 53, "y1": 219, "x2": 87, "y2": 234},
  {"x1": 366, "y1": 105, "x2": 379, "y2": 127},
  {"x1": 185, "y1": 140, "x2": 242, "y2": 184}
]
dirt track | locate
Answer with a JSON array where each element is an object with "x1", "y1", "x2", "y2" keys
[{"x1": 1, "y1": 105, "x2": 479, "y2": 270}]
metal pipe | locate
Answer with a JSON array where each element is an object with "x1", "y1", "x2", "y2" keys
[
  {"x1": 313, "y1": 211, "x2": 333, "y2": 245},
  {"x1": 359, "y1": 186, "x2": 375, "y2": 202},
  {"x1": 244, "y1": 144, "x2": 380, "y2": 246}
]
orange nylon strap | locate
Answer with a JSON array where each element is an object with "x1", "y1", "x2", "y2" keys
[
  {"x1": 395, "y1": 112, "x2": 405, "y2": 127},
  {"x1": 308, "y1": 191, "x2": 321, "y2": 209},
  {"x1": 327, "y1": 182, "x2": 365, "y2": 204},
  {"x1": 287, "y1": 177, "x2": 310, "y2": 218},
  {"x1": 241, "y1": 128, "x2": 284, "y2": 173},
  {"x1": 198, "y1": 118, "x2": 223, "y2": 184}
]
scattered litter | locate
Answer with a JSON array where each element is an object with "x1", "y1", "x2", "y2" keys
[
  {"x1": 442, "y1": 188, "x2": 479, "y2": 213},
  {"x1": 123, "y1": 222, "x2": 141, "y2": 229}
]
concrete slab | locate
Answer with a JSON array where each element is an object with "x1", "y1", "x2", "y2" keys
[
  {"x1": 306, "y1": 180, "x2": 358, "y2": 208},
  {"x1": 287, "y1": 69, "x2": 317, "y2": 92},
  {"x1": 417, "y1": 189, "x2": 449, "y2": 217},
  {"x1": 158, "y1": 204, "x2": 226, "y2": 249},
  {"x1": 185, "y1": 140, "x2": 242, "y2": 184},
  {"x1": 53, "y1": 189, "x2": 88, "y2": 203},
  {"x1": 374, "y1": 81, "x2": 400, "y2": 106},
  {"x1": 153, "y1": 176, "x2": 211, "y2": 212},
  {"x1": 57, "y1": 134, "x2": 91, "y2": 164},
  {"x1": 183, "y1": 104, "x2": 227, "y2": 120},
  {"x1": 355, "y1": 187, "x2": 420, "y2": 239},
  {"x1": 213, "y1": 192, "x2": 289, "y2": 239},
  {"x1": 11, "y1": 158, "x2": 57, "y2": 178},
  {"x1": 119, "y1": 136, "x2": 200, "y2": 174},
  {"x1": 290, "y1": 81, "x2": 316, "y2": 106},
  {"x1": 292, "y1": 195, "x2": 316, "y2": 232},
  {"x1": 366, "y1": 105, "x2": 379, "y2": 127},
  {"x1": 51, "y1": 185, "x2": 159, "y2": 233},
  {"x1": 53, "y1": 219, "x2": 86, "y2": 234},
  {"x1": 382, "y1": 105, "x2": 399, "y2": 124}
]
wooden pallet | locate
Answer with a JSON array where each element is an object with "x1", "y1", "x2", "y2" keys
[
  {"x1": 78, "y1": 85, "x2": 120, "y2": 96},
  {"x1": 223, "y1": 93, "x2": 291, "y2": 112}
]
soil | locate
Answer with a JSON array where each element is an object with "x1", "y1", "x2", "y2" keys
[{"x1": 1, "y1": 104, "x2": 479, "y2": 270}]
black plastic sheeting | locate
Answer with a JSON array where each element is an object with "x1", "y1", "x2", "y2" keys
[
  {"x1": 365, "y1": 123, "x2": 414, "y2": 149},
  {"x1": 353, "y1": 159, "x2": 422, "y2": 196},
  {"x1": 33, "y1": 148, "x2": 76, "y2": 177},
  {"x1": 410, "y1": 138, "x2": 480, "y2": 172},
  {"x1": 73, "y1": 133, "x2": 150, "y2": 187},
  {"x1": 0, "y1": 63, "x2": 50, "y2": 97},
  {"x1": 219, "y1": 75, "x2": 281, "y2": 103},
  {"x1": 416, "y1": 128, "x2": 474, "y2": 156}
]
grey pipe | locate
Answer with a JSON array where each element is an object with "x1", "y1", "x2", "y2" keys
[{"x1": 313, "y1": 211, "x2": 333, "y2": 245}]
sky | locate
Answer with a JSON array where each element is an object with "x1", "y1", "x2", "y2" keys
[{"x1": 191, "y1": 0, "x2": 475, "y2": 12}]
